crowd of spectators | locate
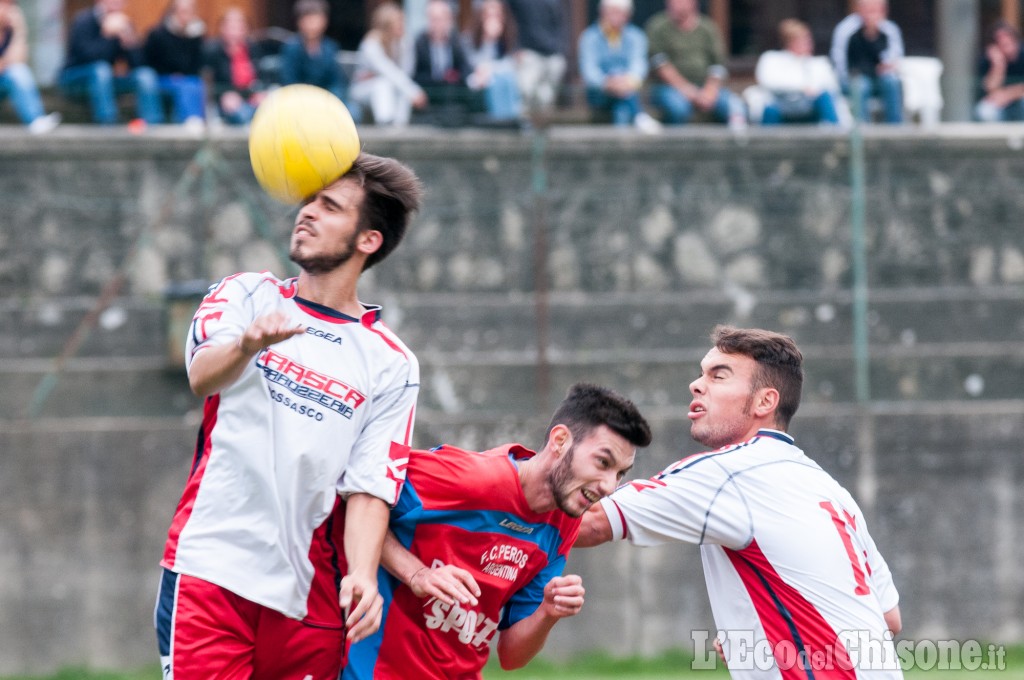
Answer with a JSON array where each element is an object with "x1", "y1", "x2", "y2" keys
[{"x1": 0, "y1": 0, "x2": 1019, "y2": 132}]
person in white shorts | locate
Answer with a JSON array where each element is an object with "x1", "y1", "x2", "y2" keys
[{"x1": 579, "y1": 326, "x2": 903, "y2": 680}]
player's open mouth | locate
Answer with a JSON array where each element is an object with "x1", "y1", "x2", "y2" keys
[
  {"x1": 688, "y1": 402, "x2": 706, "y2": 419},
  {"x1": 580, "y1": 489, "x2": 599, "y2": 504}
]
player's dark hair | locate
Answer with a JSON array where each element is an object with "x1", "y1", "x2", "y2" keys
[
  {"x1": 294, "y1": 0, "x2": 329, "y2": 18},
  {"x1": 988, "y1": 19, "x2": 1021, "y2": 44},
  {"x1": 347, "y1": 153, "x2": 424, "y2": 270},
  {"x1": 711, "y1": 325, "x2": 804, "y2": 429},
  {"x1": 546, "y1": 383, "x2": 652, "y2": 449}
]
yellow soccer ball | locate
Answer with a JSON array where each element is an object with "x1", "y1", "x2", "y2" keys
[{"x1": 248, "y1": 84, "x2": 360, "y2": 204}]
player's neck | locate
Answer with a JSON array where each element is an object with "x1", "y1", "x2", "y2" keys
[
  {"x1": 296, "y1": 267, "x2": 364, "y2": 318},
  {"x1": 516, "y1": 457, "x2": 555, "y2": 514}
]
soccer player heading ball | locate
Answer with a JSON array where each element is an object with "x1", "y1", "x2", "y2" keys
[{"x1": 156, "y1": 154, "x2": 423, "y2": 679}]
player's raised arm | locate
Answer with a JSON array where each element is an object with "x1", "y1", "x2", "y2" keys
[
  {"x1": 381, "y1": 531, "x2": 480, "y2": 606},
  {"x1": 188, "y1": 312, "x2": 304, "y2": 397},
  {"x1": 496, "y1": 574, "x2": 585, "y2": 670}
]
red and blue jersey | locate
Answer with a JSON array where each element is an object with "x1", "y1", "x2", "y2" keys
[{"x1": 344, "y1": 444, "x2": 581, "y2": 680}]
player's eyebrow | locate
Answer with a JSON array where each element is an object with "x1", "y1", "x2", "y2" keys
[
  {"x1": 706, "y1": 363, "x2": 734, "y2": 376},
  {"x1": 321, "y1": 194, "x2": 346, "y2": 212},
  {"x1": 600, "y1": 446, "x2": 633, "y2": 474}
]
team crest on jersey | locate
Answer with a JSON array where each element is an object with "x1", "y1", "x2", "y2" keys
[{"x1": 257, "y1": 349, "x2": 366, "y2": 419}]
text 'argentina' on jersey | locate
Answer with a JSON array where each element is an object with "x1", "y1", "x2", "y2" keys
[{"x1": 256, "y1": 348, "x2": 366, "y2": 420}]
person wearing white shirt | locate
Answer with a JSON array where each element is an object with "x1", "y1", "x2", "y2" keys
[
  {"x1": 350, "y1": 2, "x2": 427, "y2": 126},
  {"x1": 579, "y1": 326, "x2": 903, "y2": 680},
  {"x1": 754, "y1": 19, "x2": 841, "y2": 125}
]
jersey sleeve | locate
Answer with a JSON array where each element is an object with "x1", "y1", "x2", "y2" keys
[
  {"x1": 184, "y1": 273, "x2": 256, "y2": 371},
  {"x1": 337, "y1": 360, "x2": 419, "y2": 504},
  {"x1": 861, "y1": 523, "x2": 900, "y2": 612},
  {"x1": 498, "y1": 552, "x2": 566, "y2": 631},
  {"x1": 600, "y1": 456, "x2": 753, "y2": 550}
]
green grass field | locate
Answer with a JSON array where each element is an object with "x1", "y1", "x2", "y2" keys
[{"x1": 4, "y1": 646, "x2": 1021, "y2": 680}]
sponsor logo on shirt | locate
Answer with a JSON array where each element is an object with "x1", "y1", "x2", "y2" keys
[
  {"x1": 498, "y1": 518, "x2": 535, "y2": 535},
  {"x1": 256, "y1": 349, "x2": 366, "y2": 419},
  {"x1": 305, "y1": 327, "x2": 344, "y2": 345},
  {"x1": 479, "y1": 543, "x2": 529, "y2": 582},
  {"x1": 422, "y1": 561, "x2": 500, "y2": 648}
]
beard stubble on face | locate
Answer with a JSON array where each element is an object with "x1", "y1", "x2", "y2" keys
[
  {"x1": 691, "y1": 391, "x2": 756, "y2": 449},
  {"x1": 548, "y1": 443, "x2": 585, "y2": 517},
  {"x1": 290, "y1": 224, "x2": 360, "y2": 274}
]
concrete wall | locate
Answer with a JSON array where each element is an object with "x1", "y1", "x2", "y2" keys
[{"x1": 1, "y1": 125, "x2": 1022, "y2": 673}]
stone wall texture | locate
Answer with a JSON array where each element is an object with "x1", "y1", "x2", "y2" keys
[{"x1": 1, "y1": 124, "x2": 1022, "y2": 673}]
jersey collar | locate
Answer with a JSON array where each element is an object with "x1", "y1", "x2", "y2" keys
[
  {"x1": 756, "y1": 428, "x2": 794, "y2": 444},
  {"x1": 295, "y1": 296, "x2": 382, "y2": 325}
]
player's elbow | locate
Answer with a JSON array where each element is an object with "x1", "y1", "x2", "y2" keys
[{"x1": 496, "y1": 640, "x2": 530, "y2": 670}]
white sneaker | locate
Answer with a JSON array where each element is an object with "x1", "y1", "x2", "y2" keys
[
  {"x1": 634, "y1": 111, "x2": 663, "y2": 134},
  {"x1": 28, "y1": 112, "x2": 61, "y2": 135},
  {"x1": 182, "y1": 116, "x2": 206, "y2": 136}
]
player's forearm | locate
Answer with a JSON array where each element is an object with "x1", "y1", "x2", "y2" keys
[
  {"x1": 187, "y1": 341, "x2": 257, "y2": 397},
  {"x1": 344, "y1": 493, "x2": 390, "y2": 580},
  {"x1": 496, "y1": 611, "x2": 559, "y2": 670},
  {"x1": 381, "y1": 529, "x2": 425, "y2": 585},
  {"x1": 575, "y1": 504, "x2": 613, "y2": 547},
  {"x1": 884, "y1": 605, "x2": 902, "y2": 635}
]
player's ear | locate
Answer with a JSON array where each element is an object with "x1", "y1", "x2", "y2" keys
[
  {"x1": 752, "y1": 387, "x2": 780, "y2": 419},
  {"x1": 357, "y1": 228, "x2": 383, "y2": 255},
  {"x1": 548, "y1": 424, "x2": 572, "y2": 456}
]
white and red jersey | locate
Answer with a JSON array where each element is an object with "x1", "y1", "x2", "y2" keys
[
  {"x1": 601, "y1": 430, "x2": 902, "y2": 680},
  {"x1": 161, "y1": 271, "x2": 419, "y2": 622}
]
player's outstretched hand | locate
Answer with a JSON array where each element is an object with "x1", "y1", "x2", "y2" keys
[
  {"x1": 237, "y1": 312, "x2": 305, "y2": 354},
  {"x1": 409, "y1": 564, "x2": 481, "y2": 607},
  {"x1": 340, "y1": 573, "x2": 383, "y2": 643},
  {"x1": 540, "y1": 574, "x2": 584, "y2": 619}
]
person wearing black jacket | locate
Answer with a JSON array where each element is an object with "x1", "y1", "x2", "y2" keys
[
  {"x1": 411, "y1": 0, "x2": 478, "y2": 124},
  {"x1": 144, "y1": 0, "x2": 206, "y2": 124},
  {"x1": 59, "y1": 0, "x2": 163, "y2": 124},
  {"x1": 204, "y1": 7, "x2": 266, "y2": 125}
]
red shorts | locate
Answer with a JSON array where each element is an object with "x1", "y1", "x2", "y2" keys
[{"x1": 155, "y1": 569, "x2": 346, "y2": 680}]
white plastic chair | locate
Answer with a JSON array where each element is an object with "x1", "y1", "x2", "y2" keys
[{"x1": 898, "y1": 56, "x2": 944, "y2": 125}]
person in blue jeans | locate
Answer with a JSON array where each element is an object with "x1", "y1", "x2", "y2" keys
[
  {"x1": 464, "y1": 0, "x2": 521, "y2": 122},
  {"x1": 578, "y1": 0, "x2": 658, "y2": 130},
  {"x1": 144, "y1": 0, "x2": 206, "y2": 125},
  {"x1": 0, "y1": 0, "x2": 60, "y2": 133},
  {"x1": 755, "y1": 19, "x2": 841, "y2": 126},
  {"x1": 644, "y1": 0, "x2": 744, "y2": 127},
  {"x1": 830, "y1": 0, "x2": 903, "y2": 124},
  {"x1": 60, "y1": 0, "x2": 163, "y2": 125},
  {"x1": 280, "y1": 0, "x2": 350, "y2": 107}
]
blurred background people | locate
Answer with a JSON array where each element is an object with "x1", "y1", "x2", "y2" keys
[
  {"x1": 753, "y1": 19, "x2": 841, "y2": 126},
  {"x1": 280, "y1": 0, "x2": 351, "y2": 112},
  {"x1": 578, "y1": 0, "x2": 658, "y2": 131},
  {"x1": 144, "y1": 0, "x2": 206, "y2": 126},
  {"x1": 506, "y1": 0, "x2": 568, "y2": 117},
  {"x1": 975, "y1": 21, "x2": 1024, "y2": 122},
  {"x1": 60, "y1": 0, "x2": 163, "y2": 125},
  {"x1": 350, "y1": 2, "x2": 426, "y2": 126},
  {"x1": 204, "y1": 7, "x2": 267, "y2": 126},
  {"x1": 412, "y1": 0, "x2": 476, "y2": 125},
  {"x1": 463, "y1": 0, "x2": 521, "y2": 123},
  {"x1": 0, "y1": 0, "x2": 60, "y2": 133},
  {"x1": 645, "y1": 0, "x2": 743, "y2": 127},
  {"x1": 830, "y1": 0, "x2": 903, "y2": 124}
]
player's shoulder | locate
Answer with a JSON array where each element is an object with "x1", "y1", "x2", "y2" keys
[
  {"x1": 357, "y1": 306, "x2": 419, "y2": 365},
  {"x1": 208, "y1": 271, "x2": 295, "y2": 298}
]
